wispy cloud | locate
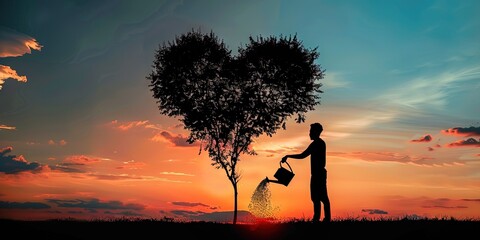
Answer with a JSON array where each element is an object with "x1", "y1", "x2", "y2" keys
[
  {"x1": 51, "y1": 155, "x2": 111, "y2": 173},
  {"x1": 111, "y1": 120, "x2": 149, "y2": 131},
  {"x1": 46, "y1": 198, "x2": 145, "y2": 211},
  {"x1": 361, "y1": 209, "x2": 388, "y2": 215},
  {"x1": 321, "y1": 72, "x2": 349, "y2": 89},
  {"x1": 171, "y1": 201, "x2": 212, "y2": 208},
  {"x1": 381, "y1": 66, "x2": 480, "y2": 110},
  {"x1": 109, "y1": 120, "x2": 196, "y2": 148},
  {"x1": 151, "y1": 131, "x2": 198, "y2": 147},
  {"x1": 160, "y1": 171, "x2": 194, "y2": 176},
  {"x1": 0, "y1": 124, "x2": 16, "y2": 130},
  {"x1": 63, "y1": 155, "x2": 104, "y2": 165},
  {"x1": 461, "y1": 199, "x2": 480, "y2": 202},
  {"x1": 420, "y1": 198, "x2": 468, "y2": 209},
  {"x1": 116, "y1": 160, "x2": 146, "y2": 170},
  {"x1": 87, "y1": 173, "x2": 147, "y2": 180},
  {"x1": 328, "y1": 151, "x2": 463, "y2": 166},
  {"x1": 340, "y1": 66, "x2": 480, "y2": 133},
  {"x1": 48, "y1": 139, "x2": 67, "y2": 146},
  {"x1": 0, "y1": 26, "x2": 42, "y2": 90},
  {"x1": 0, "y1": 201, "x2": 51, "y2": 209},
  {"x1": 49, "y1": 164, "x2": 85, "y2": 173},
  {"x1": 321, "y1": 65, "x2": 480, "y2": 151},
  {"x1": 109, "y1": 119, "x2": 163, "y2": 131},
  {"x1": 86, "y1": 173, "x2": 192, "y2": 183},
  {"x1": 384, "y1": 196, "x2": 473, "y2": 212}
]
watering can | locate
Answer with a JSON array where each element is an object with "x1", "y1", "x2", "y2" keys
[{"x1": 266, "y1": 160, "x2": 295, "y2": 186}]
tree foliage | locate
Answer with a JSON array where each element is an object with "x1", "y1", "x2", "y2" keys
[{"x1": 147, "y1": 29, "x2": 324, "y2": 224}]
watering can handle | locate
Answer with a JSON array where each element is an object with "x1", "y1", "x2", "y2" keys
[{"x1": 279, "y1": 160, "x2": 293, "y2": 173}]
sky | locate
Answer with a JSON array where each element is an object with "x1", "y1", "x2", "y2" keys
[{"x1": 0, "y1": 0, "x2": 479, "y2": 222}]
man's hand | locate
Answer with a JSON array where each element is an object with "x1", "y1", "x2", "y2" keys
[{"x1": 281, "y1": 156, "x2": 288, "y2": 163}]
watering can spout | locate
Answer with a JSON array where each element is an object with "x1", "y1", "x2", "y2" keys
[{"x1": 265, "y1": 176, "x2": 280, "y2": 184}]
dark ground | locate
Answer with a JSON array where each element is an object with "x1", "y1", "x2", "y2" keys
[{"x1": 2, "y1": 218, "x2": 478, "y2": 240}]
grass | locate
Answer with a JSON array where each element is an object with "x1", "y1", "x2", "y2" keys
[{"x1": 2, "y1": 216, "x2": 478, "y2": 240}]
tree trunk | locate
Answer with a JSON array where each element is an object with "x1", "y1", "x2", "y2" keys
[{"x1": 233, "y1": 181, "x2": 238, "y2": 224}]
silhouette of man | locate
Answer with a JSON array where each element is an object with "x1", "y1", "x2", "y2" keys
[{"x1": 282, "y1": 122, "x2": 331, "y2": 223}]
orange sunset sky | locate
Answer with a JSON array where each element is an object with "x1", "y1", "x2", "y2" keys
[{"x1": 1, "y1": 0, "x2": 479, "y2": 222}]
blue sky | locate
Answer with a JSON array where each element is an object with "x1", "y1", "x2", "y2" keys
[{"x1": 0, "y1": 0, "x2": 479, "y2": 221}]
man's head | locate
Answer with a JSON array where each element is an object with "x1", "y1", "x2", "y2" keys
[{"x1": 309, "y1": 123, "x2": 323, "y2": 139}]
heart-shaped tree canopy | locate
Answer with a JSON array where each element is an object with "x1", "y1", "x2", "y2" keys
[
  {"x1": 148, "y1": 30, "x2": 323, "y2": 149},
  {"x1": 147, "y1": 29, "x2": 324, "y2": 224}
]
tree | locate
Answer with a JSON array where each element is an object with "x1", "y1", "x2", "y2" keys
[{"x1": 147, "y1": 29, "x2": 324, "y2": 224}]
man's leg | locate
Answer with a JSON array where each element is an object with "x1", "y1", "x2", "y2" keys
[
  {"x1": 322, "y1": 169, "x2": 331, "y2": 222},
  {"x1": 323, "y1": 197, "x2": 331, "y2": 222},
  {"x1": 311, "y1": 177, "x2": 321, "y2": 222},
  {"x1": 313, "y1": 201, "x2": 320, "y2": 222}
]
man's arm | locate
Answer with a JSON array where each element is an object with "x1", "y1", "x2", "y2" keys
[{"x1": 282, "y1": 144, "x2": 312, "y2": 162}]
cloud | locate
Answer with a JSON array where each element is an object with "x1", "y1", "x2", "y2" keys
[
  {"x1": 0, "y1": 26, "x2": 43, "y2": 57},
  {"x1": 171, "y1": 201, "x2": 211, "y2": 208},
  {"x1": 420, "y1": 198, "x2": 468, "y2": 209},
  {"x1": 0, "y1": 201, "x2": 51, "y2": 209},
  {"x1": 50, "y1": 154, "x2": 110, "y2": 173},
  {"x1": 410, "y1": 134, "x2": 432, "y2": 143},
  {"x1": 446, "y1": 138, "x2": 480, "y2": 148},
  {"x1": 254, "y1": 145, "x2": 302, "y2": 156},
  {"x1": 421, "y1": 205, "x2": 467, "y2": 209},
  {"x1": 109, "y1": 119, "x2": 163, "y2": 131},
  {"x1": 116, "y1": 160, "x2": 146, "y2": 170},
  {"x1": 111, "y1": 120, "x2": 150, "y2": 131},
  {"x1": 85, "y1": 173, "x2": 191, "y2": 183},
  {"x1": 329, "y1": 151, "x2": 438, "y2": 166},
  {"x1": 0, "y1": 124, "x2": 16, "y2": 130},
  {"x1": 0, "y1": 65, "x2": 27, "y2": 90},
  {"x1": 87, "y1": 173, "x2": 146, "y2": 180},
  {"x1": 160, "y1": 172, "x2": 194, "y2": 177},
  {"x1": 321, "y1": 72, "x2": 350, "y2": 89},
  {"x1": 461, "y1": 199, "x2": 480, "y2": 202},
  {"x1": 0, "y1": 146, "x2": 43, "y2": 174},
  {"x1": 49, "y1": 164, "x2": 85, "y2": 173},
  {"x1": 0, "y1": 26, "x2": 42, "y2": 90},
  {"x1": 46, "y1": 198, "x2": 145, "y2": 211},
  {"x1": 341, "y1": 66, "x2": 480, "y2": 134},
  {"x1": 381, "y1": 66, "x2": 480, "y2": 110},
  {"x1": 384, "y1": 196, "x2": 473, "y2": 212},
  {"x1": 361, "y1": 209, "x2": 388, "y2": 215},
  {"x1": 48, "y1": 139, "x2": 68, "y2": 146},
  {"x1": 109, "y1": 120, "x2": 195, "y2": 147},
  {"x1": 63, "y1": 155, "x2": 102, "y2": 165},
  {"x1": 441, "y1": 126, "x2": 480, "y2": 137},
  {"x1": 151, "y1": 131, "x2": 199, "y2": 147}
]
